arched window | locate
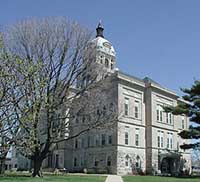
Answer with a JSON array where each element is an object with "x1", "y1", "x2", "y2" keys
[
  {"x1": 105, "y1": 58, "x2": 109, "y2": 68},
  {"x1": 136, "y1": 155, "x2": 141, "y2": 168}
]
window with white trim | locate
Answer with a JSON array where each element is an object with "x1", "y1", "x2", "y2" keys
[
  {"x1": 169, "y1": 113, "x2": 173, "y2": 124},
  {"x1": 135, "y1": 128, "x2": 139, "y2": 146},
  {"x1": 160, "y1": 110, "x2": 163, "y2": 122},
  {"x1": 157, "y1": 130, "x2": 164, "y2": 148},
  {"x1": 156, "y1": 104, "x2": 164, "y2": 122},
  {"x1": 167, "y1": 133, "x2": 173, "y2": 149},
  {"x1": 166, "y1": 113, "x2": 169, "y2": 123},
  {"x1": 182, "y1": 116, "x2": 185, "y2": 129},
  {"x1": 156, "y1": 106, "x2": 160, "y2": 121},
  {"x1": 161, "y1": 131, "x2": 164, "y2": 148},
  {"x1": 124, "y1": 98, "x2": 129, "y2": 116},
  {"x1": 134, "y1": 100, "x2": 139, "y2": 119}
]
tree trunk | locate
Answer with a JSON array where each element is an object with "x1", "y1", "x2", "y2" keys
[
  {"x1": 32, "y1": 159, "x2": 43, "y2": 177},
  {"x1": 0, "y1": 159, "x2": 5, "y2": 175}
]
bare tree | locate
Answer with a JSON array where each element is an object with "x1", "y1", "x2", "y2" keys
[
  {"x1": 0, "y1": 34, "x2": 20, "y2": 174},
  {"x1": 3, "y1": 17, "x2": 117, "y2": 177},
  {"x1": 0, "y1": 34, "x2": 9, "y2": 174}
]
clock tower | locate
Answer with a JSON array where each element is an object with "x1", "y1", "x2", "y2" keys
[{"x1": 77, "y1": 21, "x2": 117, "y2": 88}]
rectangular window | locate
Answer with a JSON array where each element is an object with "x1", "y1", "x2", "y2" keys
[
  {"x1": 75, "y1": 139, "x2": 78, "y2": 149},
  {"x1": 135, "y1": 128, "x2": 139, "y2": 146},
  {"x1": 157, "y1": 105, "x2": 164, "y2": 122},
  {"x1": 134, "y1": 100, "x2": 139, "y2": 119},
  {"x1": 135, "y1": 134, "x2": 139, "y2": 146},
  {"x1": 169, "y1": 113, "x2": 172, "y2": 124},
  {"x1": 170, "y1": 134, "x2": 173, "y2": 149},
  {"x1": 157, "y1": 135, "x2": 160, "y2": 148},
  {"x1": 157, "y1": 130, "x2": 164, "y2": 148},
  {"x1": 177, "y1": 141, "x2": 179, "y2": 151},
  {"x1": 101, "y1": 134, "x2": 106, "y2": 146},
  {"x1": 160, "y1": 110, "x2": 163, "y2": 122},
  {"x1": 161, "y1": 131, "x2": 164, "y2": 148},
  {"x1": 74, "y1": 157, "x2": 77, "y2": 167},
  {"x1": 156, "y1": 109, "x2": 159, "y2": 121},
  {"x1": 166, "y1": 113, "x2": 169, "y2": 123},
  {"x1": 135, "y1": 106, "x2": 139, "y2": 118},
  {"x1": 80, "y1": 157, "x2": 84, "y2": 166},
  {"x1": 167, "y1": 137, "x2": 170, "y2": 149},
  {"x1": 167, "y1": 133, "x2": 173, "y2": 149},
  {"x1": 124, "y1": 98, "x2": 129, "y2": 116},
  {"x1": 182, "y1": 117, "x2": 185, "y2": 129},
  {"x1": 170, "y1": 138, "x2": 173, "y2": 149},
  {"x1": 107, "y1": 156, "x2": 111, "y2": 166},
  {"x1": 108, "y1": 135, "x2": 112, "y2": 145},
  {"x1": 125, "y1": 132, "x2": 129, "y2": 145}
]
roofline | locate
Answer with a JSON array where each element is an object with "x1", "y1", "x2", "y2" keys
[
  {"x1": 148, "y1": 82, "x2": 178, "y2": 97},
  {"x1": 177, "y1": 97, "x2": 190, "y2": 104},
  {"x1": 116, "y1": 70, "x2": 178, "y2": 97},
  {"x1": 116, "y1": 71, "x2": 145, "y2": 87}
]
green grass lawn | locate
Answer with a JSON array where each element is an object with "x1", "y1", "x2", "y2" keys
[
  {"x1": 123, "y1": 176, "x2": 200, "y2": 182},
  {"x1": 0, "y1": 174, "x2": 106, "y2": 182}
]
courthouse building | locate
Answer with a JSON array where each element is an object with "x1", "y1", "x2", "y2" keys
[
  {"x1": 46, "y1": 22, "x2": 191, "y2": 175},
  {"x1": 15, "y1": 22, "x2": 191, "y2": 175}
]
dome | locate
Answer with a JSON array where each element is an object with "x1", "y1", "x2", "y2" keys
[
  {"x1": 90, "y1": 36, "x2": 116, "y2": 57},
  {"x1": 89, "y1": 21, "x2": 116, "y2": 57}
]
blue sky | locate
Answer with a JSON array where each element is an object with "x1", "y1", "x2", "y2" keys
[{"x1": 0, "y1": 0, "x2": 200, "y2": 95}]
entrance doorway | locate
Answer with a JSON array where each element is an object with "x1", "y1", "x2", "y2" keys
[{"x1": 161, "y1": 158, "x2": 171, "y2": 174}]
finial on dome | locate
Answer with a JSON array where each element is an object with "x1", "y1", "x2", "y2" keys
[{"x1": 96, "y1": 20, "x2": 104, "y2": 38}]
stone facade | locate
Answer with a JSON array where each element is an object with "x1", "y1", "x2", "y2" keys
[
  {"x1": 13, "y1": 22, "x2": 191, "y2": 175},
  {"x1": 64, "y1": 23, "x2": 191, "y2": 175}
]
